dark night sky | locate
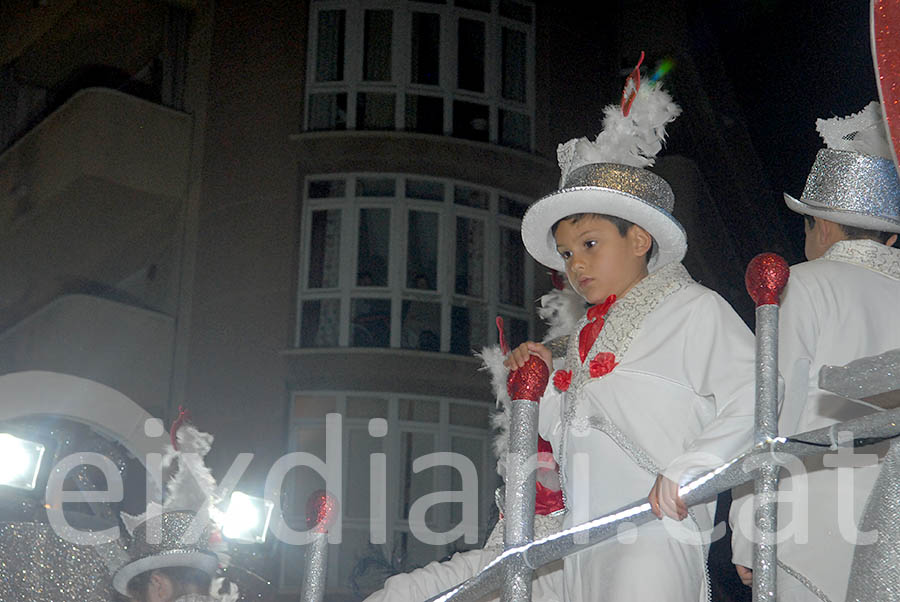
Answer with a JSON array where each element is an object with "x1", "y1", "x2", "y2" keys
[{"x1": 705, "y1": 0, "x2": 878, "y2": 199}]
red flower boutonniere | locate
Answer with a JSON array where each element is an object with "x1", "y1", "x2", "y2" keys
[
  {"x1": 553, "y1": 370, "x2": 572, "y2": 392},
  {"x1": 589, "y1": 352, "x2": 618, "y2": 378}
]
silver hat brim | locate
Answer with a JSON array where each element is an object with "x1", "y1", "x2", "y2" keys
[
  {"x1": 112, "y1": 551, "x2": 218, "y2": 595},
  {"x1": 521, "y1": 186, "x2": 687, "y2": 273},
  {"x1": 783, "y1": 192, "x2": 900, "y2": 234}
]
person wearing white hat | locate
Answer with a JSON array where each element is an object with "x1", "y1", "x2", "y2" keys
[
  {"x1": 504, "y1": 65, "x2": 757, "y2": 602},
  {"x1": 730, "y1": 101, "x2": 900, "y2": 602}
]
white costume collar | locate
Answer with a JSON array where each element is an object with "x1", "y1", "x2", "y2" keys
[{"x1": 821, "y1": 239, "x2": 900, "y2": 280}]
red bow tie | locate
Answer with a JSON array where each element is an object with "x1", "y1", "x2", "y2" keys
[{"x1": 578, "y1": 295, "x2": 616, "y2": 362}]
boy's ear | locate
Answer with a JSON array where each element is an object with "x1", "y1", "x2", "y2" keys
[{"x1": 628, "y1": 225, "x2": 653, "y2": 257}]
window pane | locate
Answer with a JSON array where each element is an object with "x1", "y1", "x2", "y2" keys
[
  {"x1": 357, "y1": 208, "x2": 390, "y2": 286},
  {"x1": 357, "y1": 92, "x2": 395, "y2": 130},
  {"x1": 411, "y1": 12, "x2": 440, "y2": 85},
  {"x1": 406, "y1": 178, "x2": 445, "y2": 201},
  {"x1": 454, "y1": 185, "x2": 489, "y2": 209},
  {"x1": 500, "y1": 0, "x2": 533, "y2": 23},
  {"x1": 405, "y1": 94, "x2": 444, "y2": 134},
  {"x1": 501, "y1": 28, "x2": 527, "y2": 102},
  {"x1": 347, "y1": 429, "x2": 384, "y2": 518},
  {"x1": 449, "y1": 403, "x2": 490, "y2": 428},
  {"x1": 308, "y1": 92, "x2": 347, "y2": 130},
  {"x1": 291, "y1": 426, "x2": 327, "y2": 519},
  {"x1": 455, "y1": 0, "x2": 490, "y2": 11},
  {"x1": 457, "y1": 19, "x2": 485, "y2": 92},
  {"x1": 392, "y1": 530, "x2": 442, "y2": 574},
  {"x1": 352, "y1": 298, "x2": 391, "y2": 347},
  {"x1": 450, "y1": 303, "x2": 486, "y2": 354},
  {"x1": 357, "y1": 177, "x2": 396, "y2": 197},
  {"x1": 308, "y1": 179, "x2": 346, "y2": 198},
  {"x1": 498, "y1": 195, "x2": 528, "y2": 219},
  {"x1": 499, "y1": 314, "x2": 528, "y2": 347},
  {"x1": 398, "y1": 431, "x2": 437, "y2": 520},
  {"x1": 455, "y1": 217, "x2": 484, "y2": 297},
  {"x1": 449, "y1": 436, "x2": 485, "y2": 525},
  {"x1": 300, "y1": 299, "x2": 341, "y2": 347},
  {"x1": 307, "y1": 209, "x2": 341, "y2": 288},
  {"x1": 499, "y1": 110, "x2": 530, "y2": 150},
  {"x1": 498, "y1": 227, "x2": 525, "y2": 306},
  {"x1": 398, "y1": 398, "x2": 440, "y2": 422},
  {"x1": 406, "y1": 211, "x2": 438, "y2": 291},
  {"x1": 401, "y1": 300, "x2": 441, "y2": 351},
  {"x1": 316, "y1": 10, "x2": 345, "y2": 82},
  {"x1": 363, "y1": 10, "x2": 393, "y2": 81},
  {"x1": 292, "y1": 394, "x2": 336, "y2": 419},
  {"x1": 346, "y1": 395, "x2": 389, "y2": 418},
  {"x1": 452, "y1": 101, "x2": 489, "y2": 142}
]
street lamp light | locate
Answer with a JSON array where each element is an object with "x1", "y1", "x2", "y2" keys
[
  {"x1": 222, "y1": 491, "x2": 273, "y2": 544},
  {"x1": 0, "y1": 432, "x2": 46, "y2": 491}
]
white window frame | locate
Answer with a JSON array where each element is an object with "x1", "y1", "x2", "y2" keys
[
  {"x1": 297, "y1": 173, "x2": 535, "y2": 352},
  {"x1": 280, "y1": 391, "x2": 498, "y2": 595},
  {"x1": 305, "y1": 0, "x2": 536, "y2": 151}
]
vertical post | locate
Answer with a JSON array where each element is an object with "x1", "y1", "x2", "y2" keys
[
  {"x1": 745, "y1": 253, "x2": 790, "y2": 602},
  {"x1": 502, "y1": 356, "x2": 549, "y2": 602},
  {"x1": 300, "y1": 490, "x2": 336, "y2": 602}
]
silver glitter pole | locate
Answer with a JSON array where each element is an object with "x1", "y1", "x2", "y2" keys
[
  {"x1": 299, "y1": 531, "x2": 328, "y2": 602},
  {"x1": 426, "y1": 407, "x2": 900, "y2": 602},
  {"x1": 753, "y1": 303, "x2": 779, "y2": 602},
  {"x1": 502, "y1": 398, "x2": 539, "y2": 602},
  {"x1": 744, "y1": 253, "x2": 789, "y2": 602}
]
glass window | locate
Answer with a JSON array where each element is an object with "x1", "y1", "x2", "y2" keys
[
  {"x1": 357, "y1": 208, "x2": 391, "y2": 286},
  {"x1": 498, "y1": 195, "x2": 528, "y2": 219},
  {"x1": 449, "y1": 435, "x2": 484, "y2": 525},
  {"x1": 357, "y1": 177, "x2": 396, "y2": 197},
  {"x1": 499, "y1": 313, "x2": 528, "y2": 347},
  {"x1": 357, "y1": 92, "x2": 395, "y2": 130},
  {"x1": 292, "y1": 394, "x2": 337, "y2": 419},
  {"x1": 401, "y1": 300, "x2": 441, "y2": 351},
  {"x1": 406, "y1": 178, "x2": 445, "y2": 201},
  {"x1": 308, "y1": 179, "x2": 346, "y2": 198},
  {"x1": 498, "y1": 226, "x2": 525, "y2": 306},
  {"x1": 455, "y1": 0, "x2": 490, "y2": 11},
  {"x1": 291, "y1": 425, "x2": 328, "y2": 516},
  {"x1": 308, "y1": 92, "x2": 347, "y2": 130},
  {"x1": 398, "y1": 431, "x2": 437, "y2": 519},
  {"x1": 452, "y1": 100, "x2": 489, "y2": 142},
  {"x1": 405, "y1": 94, "x2": 444, "y2": 134},
  {"x1": 457, "y1": 19, "x2": 485, "y2": 92},
  {"x1": 455, "y1": 217, "x2": 484, "y2": 297},
  {"x1": 449, "y1": 403, "x2": 490, "y2": 428},
  {"x1": 454, "y1": 185, "x2": 489, "y2": 209},
  {"x1": 411, "y1": 12, "x2": 440, "y2": 85},
  {"x1": 501, "y1": 28, "x2": 527, "y2": 102},
  {"x1": 352, "y1": 298, "x2": 391, "y2": 347},
  {"x1": 450, "y1": 303, "x2": 486, "y2": 354},
  {"x1": 363, "y1": 10, "x2": 393, "y2": 81},
  {"x1": 406, "y1": 210, "x2": 439, "y2": 290},
  {"x1": 307, "y1": 209, "x2": 341, "y2": 288},
  {"x1": 499, "y1": 110, "x2": 530, "y2": 150},
  {"x1": 347, "y1": 428, "x2": 385, "y2": 518},
  {"x1": 346, "y1": 395, "x2": 389, "y2": 418},
  {"x1": 500, "y1": 0, "x2": 532, "y2": 23},
  {"x1": 398, "y1": 398, "x2": 440, "y2": 422},
  {"x1": 316, "y1": 10, "x2": 346, "y2": 82},
  {"x1": 300, "y1": 299, "x2": 341, "y2": 347}
]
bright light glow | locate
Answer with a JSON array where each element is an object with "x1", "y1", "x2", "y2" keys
[
  {"x1": 222, "y1": 491, "x2": 274, "y2": 544},
  {"x1": 0, "y1": 433, "x2": 45, "y2": 491}
]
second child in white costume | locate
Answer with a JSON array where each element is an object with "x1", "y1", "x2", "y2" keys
[{"x1": 506, "y1": 71, "x2": 757, "y2": 601}]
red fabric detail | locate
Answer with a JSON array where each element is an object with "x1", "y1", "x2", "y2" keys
[
  {"x1": 578, "y1": 295, "x2": 616, "y2": 362},
  {"x1": 549, "y1": 270, "x2": 567, "y2": 291},
  {"x1": 535, "y1": 481, "x2": 565, "y2": 515},
  {"x1": 496, "y1": 316, "x2": 510, "y2": 355},
  {"x1": 537, "y1": 436, "x2": 553, "y2": 455},
  {"x1": 552, "y1": 370, "x2": 572, "y2": 392},
  {"x1": 169, "y1": 406, "x2": 191, "y2": 450},
  {"x1": 620, "y1": 51, "x2": 646, "y2": 117},
  {"x1": 589, "y1": 352, "x2": 619, "y2": 378}
]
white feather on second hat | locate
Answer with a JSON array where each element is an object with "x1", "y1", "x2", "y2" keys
[{"x1": 521, "y1": 74, "x2": 686, "y2": 272}]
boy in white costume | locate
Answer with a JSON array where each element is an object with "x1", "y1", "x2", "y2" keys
[
  {"x1": 505, "y1": 72, "x2": 757, "y2": 601},
  {"x1": 730, "y1": 102, "x2": 900, "y2": 602}
]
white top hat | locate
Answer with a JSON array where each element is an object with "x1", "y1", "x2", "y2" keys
[
  {"x1": 521, "y1": 63, "x2": 686, "y2": 272},
  {"x1": 784, "y1": 101, "x2": 900, "y2": 233}
]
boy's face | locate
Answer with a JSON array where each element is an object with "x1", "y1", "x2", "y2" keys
[{"x1": 554, "y1": 215, "x2": 651, "y2": 305}]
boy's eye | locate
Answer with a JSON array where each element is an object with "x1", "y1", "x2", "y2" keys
[
  {"x1": 559, "y1": 250, "x2": 572, "y2": 260},
  {"x1": 584, "y1": 240, "x2": 596, "y2": 249}
]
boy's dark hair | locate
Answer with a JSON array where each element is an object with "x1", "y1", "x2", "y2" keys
[
  {"x1": 127, "y1": 566, "x2": 212, "y2": 601},
  {"x1": 551, "y1": 213, "x2": 654, "y2": 263},
  {"x1": 802, "y1": 214, "x2": 894, "y2": 244}
]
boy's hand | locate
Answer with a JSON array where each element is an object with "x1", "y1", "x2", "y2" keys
[
  {"x1": 504, "y1": 342, "x2": 552, "y2": 372},
  {"x1": 648, "y1": 474, "x2": 688, "y2": 521},
  {"x1": 735, "y1": 565, "x2": 753, "y2": 587}
]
